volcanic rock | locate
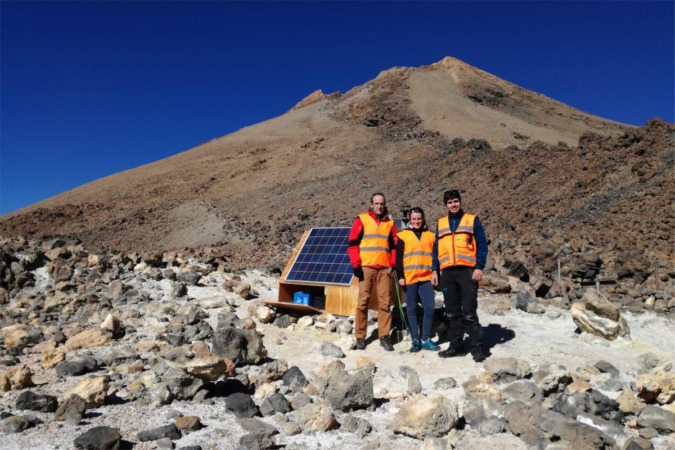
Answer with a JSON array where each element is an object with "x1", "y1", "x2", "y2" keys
[{"x1": 391, "y1": 394, "x2": 459, "y2": 439}]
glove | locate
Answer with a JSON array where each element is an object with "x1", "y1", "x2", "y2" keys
[{"x1": 353, "y1": 267, "x2": 364, "y2": 281}]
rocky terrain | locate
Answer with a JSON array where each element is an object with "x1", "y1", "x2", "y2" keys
[
  {"x1": 0, "y1": 238, "x2": 673, "y2": 450},
  {"x1": 0, "y1": 56, "x2": 673, "y2": 449},
  {"x1": 1, "y1": 57, "x2": 672, "y2": 309}
]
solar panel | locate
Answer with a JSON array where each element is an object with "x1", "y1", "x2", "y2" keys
[{"x1": 285, "y1": 227, "x2": 353, "y2": 286}]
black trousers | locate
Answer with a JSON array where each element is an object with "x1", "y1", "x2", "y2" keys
[{"x1": 440, "y1": 267, "x2": 482, "y2": 351}]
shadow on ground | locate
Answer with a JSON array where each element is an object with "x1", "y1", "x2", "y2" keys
[{"x1": 483, "y1": 323, "x2": 516, "y2": 353}]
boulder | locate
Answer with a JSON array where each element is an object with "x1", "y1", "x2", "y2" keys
[
  {"x1": 537, "y1": 410, "x2": 616, "y2": 449},
  {"x1": 296, "y1": 316, "x2": 314, "y2": 329},
  {"x1": 47, "y1": 259, "x2": 73, "y2": 282},
  {"x1": 480, "y1": 274, "x2": 511, "y2": 294},
  {"x1": 64, "y1": 328, "x2": 113, "y2": 351},
  {"x1": 636, "y1": 405, "x2": 675, "y2": 434},
  {"x1": 15, "y1": 391, "x2": 58, "y2": 413},
  {"x1": 339, "y1": 414, "x2": 372, "y2": 438},
  {"x1": 571, "y1": 290, "x2": 630, "y2": 340},
  {"x1": 0, "y1": 365, "x2": 33, "y2": 391},
  {"x1": 583, "y1": 389, "x2": 624, "y2": 422},
  {"x1": 259, "y1": 393, "x2": 292, "y2": 417},
  {"x1": 137, "y1": 423, "x2": 181, "y2": 442},
  {"x1": 282, "y1": 366, "x2": 309, "y2": 392},
  {"x1": 56, "y1": 357, "x2": 99, "y2": 378},
  {"x1": 484, "y1": 357, "x2": 532, "y2": 382},
  {"x1": 635, "y1": 371, "x2": 675, "y2": 405},
  {"x1": 63, "y1": 376, "x2": 108, "y2": 408},
  {"x1": 255, "y1": 360, "x2": 289, "y2": 386},
  {"x1": 54, "y1": 394, "x2": 87, "y2": 425},
  {"x1": 226, "y1": 393, "x2": 259, "y2": 418},
  {"x1": 211, "y1": 328, "x2": 267, "y2": 366},
  {"x1": 616, "y1": 389, "x2": 644, "y2": 416},
  {"x1": 319, "y1": 342, "x2": 345, "y2": 358},
  {"x1": 313, "y1": 360, "x2": 374, "y2": 412},
  {"x1": 177, "y1": 356, "x2": 235, "y2": 382},
  {"x1": 391, "y1": 394, "x2": 459, "y2": 439},
  {"x1": 255, "y1": 306, "x2": 275, "y2": 323},
  {"x1": 100, "y1": 313, "x2": 122, "y2": 337},
  {"x1": 400, "y1": 365, "x2": 422, "y2": 395},
  {"x1": 152, "y1": 363, "x2": 204, "y2": 401},
  {"x1": 504, "y1": 401, "x2": 547, "y2": 446},
  {"x1": 234, "y1": 282, "x2": 251, "y2": 299},
  {"x1": 462, "y1": 373, "x2": 503, "y2": 402},
  {"x1": 41, "y1": 348, "x2": 66, "y2": 369},
  {"x1": 73, "y1": 426, "x2": 121, "y2": 450},
  {"x1": 433, "y1": 377, "x2": 457, "y2": 390},
  {"x1": 0, "y1": 324, "x2": 28, "y2": 350},
  {"x1": 533, "y1": 364, "x2": 573, "y2": 395},
  {"x1": 297, "y1": 401, "x2": 338, "y2": 432},
  {"x1": 0, "y1": 415, "x2": 34, "y2": 434},
  {"x1": 175, "y1": 415, "x2": 202, "y2": 432},
  {"x1": 501, "y1": 380, "x2": 543, "y2": 404},
  {"x1": 238, "y1": 431, "x2": 276, "y2": 450}
]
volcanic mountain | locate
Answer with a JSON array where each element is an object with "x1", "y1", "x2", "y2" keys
[{"x1": 1, "y1": 57, "x2": 672, "y2": 298}]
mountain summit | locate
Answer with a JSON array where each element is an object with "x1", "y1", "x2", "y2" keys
[{"x1": 1, "y1": 57, "x2": 671, "y2": 297}]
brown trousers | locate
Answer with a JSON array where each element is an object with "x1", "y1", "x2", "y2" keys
[{"x1": 355, "y1": 267, "x2": 392, "y2": 340}]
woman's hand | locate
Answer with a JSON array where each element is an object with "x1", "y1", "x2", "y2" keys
[{"x1": 431, "y1": 271, "x2": 438, "y2": 287}]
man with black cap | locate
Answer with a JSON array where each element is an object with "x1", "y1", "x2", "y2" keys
[{"x1": 431, "y1": 189, "x2": 488, "y2": 362}]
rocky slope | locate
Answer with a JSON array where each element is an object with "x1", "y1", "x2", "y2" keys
[{"x1": 0, "y1": 57, "x2": 672, "y2": 308}]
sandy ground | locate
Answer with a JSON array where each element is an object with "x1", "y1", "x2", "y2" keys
[{"x1": 1, "y1": 271, "x2": 673, "y2": 450}]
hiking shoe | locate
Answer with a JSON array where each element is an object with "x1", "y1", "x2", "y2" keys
[
  {"x1": 410, "y1": 339, "x2": 421, "y2": 353},
  {"x1": 471, "y1": 350, "x2": 487, "y2": 362},
  {"x1": 355, "y1": 338, "x2": 366, "y2": 350},
  {"x1": 379, "y1": 336, "x2": 394, "y2": 352},
  {"x1": 421, "y1": 339, "x2": 440, "y2": 351},
  {"x1": 438, "y1": 346, "x2": 466, "y2": 358}
]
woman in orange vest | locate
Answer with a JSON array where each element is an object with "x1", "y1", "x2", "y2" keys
[{"x1": 395, "y1": 207, "x2": 440, "y2": 352}]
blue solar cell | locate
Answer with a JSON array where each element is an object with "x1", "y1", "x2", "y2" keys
[{"x1": 286, "y1": 227, "x2": 353, "y2": 286}]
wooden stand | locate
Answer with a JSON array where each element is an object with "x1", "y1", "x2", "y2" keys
[{"x1": 267, "y1": 230, "x2": 401, "y2": 316}]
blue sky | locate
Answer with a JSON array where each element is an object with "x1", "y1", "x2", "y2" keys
[{"x1": 1, "y1": 1, "x2": 673, "y2": 215}]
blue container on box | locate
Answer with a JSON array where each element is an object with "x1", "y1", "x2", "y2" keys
[{"x1": 293, "y1": 291, "x2": 312, "y2": 306}]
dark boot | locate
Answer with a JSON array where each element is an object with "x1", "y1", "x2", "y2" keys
[
  {"x1": 465, "y1": 321, "x2": 485, "y2": 362},
  {"x1": 379, "y1": 336, "x2": 394, "y2": 352},
  {"x1": 438, "y1": 342, "x2": 466, "y2": 358}
]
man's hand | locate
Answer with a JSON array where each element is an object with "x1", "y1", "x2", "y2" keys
[
  {"x1": 431, "y1": 271, "x2": 438, "y2": 287},
  {"x1": 387, "y1": 267, "x2": 397, "y2": 279},
  {"x1": 353, "y1": 267, "x2": 364, "y2": 281},
  {"x1": 398, "y1": 278, "x2": 406, "y2": 286},
  {"x1": 472, "y1": 269, "x2": 484, "y2": 282}
]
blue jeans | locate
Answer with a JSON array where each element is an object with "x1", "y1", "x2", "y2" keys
[{"x1": 404, "y1": 280, "x2": 436, "y2": 341}]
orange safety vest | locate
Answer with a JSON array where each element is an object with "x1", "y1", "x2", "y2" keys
[
  {"x1": 358, "y1": 213, "x2": 394, "y2": 267},
  {"x1": 397, "y1": 229, "x2": 434, "y2": 284},
  {"x1": 437, "y1": 214, "x2": 477, "y2": 269}
]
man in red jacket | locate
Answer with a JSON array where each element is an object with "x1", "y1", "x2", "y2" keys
[{"x1": 348, "y1": 193, "x2": 398, "y2": 351}]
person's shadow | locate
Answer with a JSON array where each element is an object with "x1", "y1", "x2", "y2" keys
[{"x1": 482, "y1": 323, "x2": 515, "y2": 355}]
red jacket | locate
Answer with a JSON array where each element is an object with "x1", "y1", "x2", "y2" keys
[{"x1": 348, "y1": 209, "x2": 398, "y2": 269}]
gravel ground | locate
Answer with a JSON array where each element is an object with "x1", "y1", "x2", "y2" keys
[{"x1": 1, "y1": 270, "x2": 673, "y2": 450}]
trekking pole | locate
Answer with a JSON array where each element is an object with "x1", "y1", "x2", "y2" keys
[{"x1": 393, "y1": 281, "x2": 410, "y2": 340}]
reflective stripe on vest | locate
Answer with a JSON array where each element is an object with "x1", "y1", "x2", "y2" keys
[
  {"x1": 437, "y1": 214, "x2": 477, "y2": 269},
  {"x1": 359, "y1": 213, "x2": 393, "y2": 267},
  {"x1": 397, "y1": 229, "x2": 434, "y2": 284}
]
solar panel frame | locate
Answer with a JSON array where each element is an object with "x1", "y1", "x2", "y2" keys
[{"x1": 284, "y1": 227, "x2": 354, "y2": 287}]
